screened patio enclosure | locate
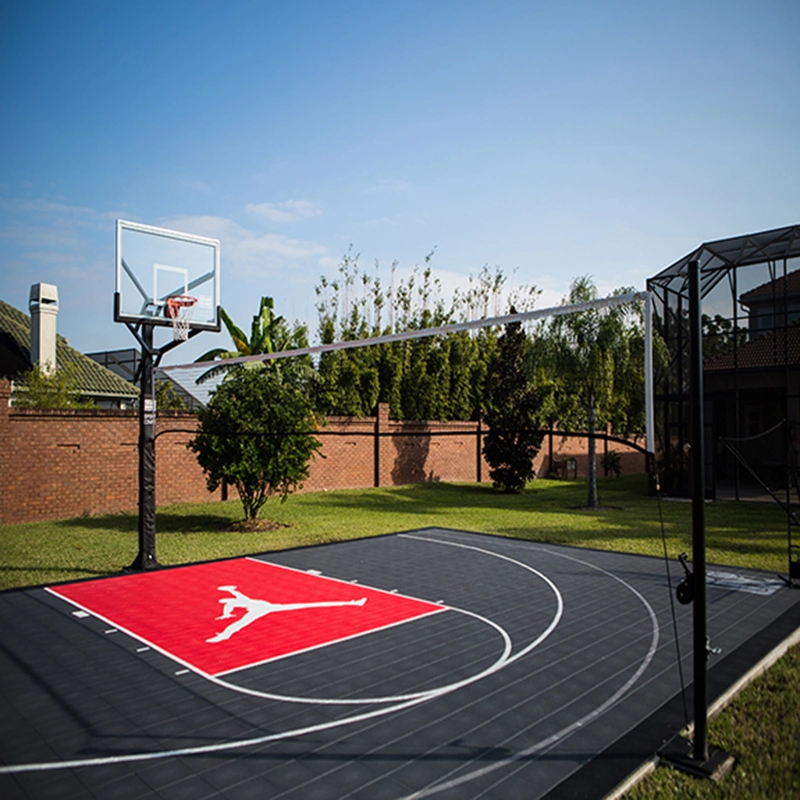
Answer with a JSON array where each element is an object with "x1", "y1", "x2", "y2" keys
[{"x1": 647, "y1": 224, "x2": 800, "y2": 501}]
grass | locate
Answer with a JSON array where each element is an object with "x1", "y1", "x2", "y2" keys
[
  {"x1": 1, "y1": 474, "x2": 797, "y2": 797},
  {"x1": 0, "y1": 474, "x2": 792, "y2": 590},
  {"x1": 623, "y1": 642, "x2": 800, "y2": 799}
]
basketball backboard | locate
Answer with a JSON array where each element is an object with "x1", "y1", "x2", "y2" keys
[{"x1": 114, "y1": 220, "x2": 221, "y2": 331}]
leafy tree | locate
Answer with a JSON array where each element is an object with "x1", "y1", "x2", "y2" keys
[
  {"x1": 14, "y1": 363, "x2": 95, "y2": 409},
  {"x1": 547, "y1": 277, "x2": 635, "y2": 508},
  {"x1": 188, "y1": 367, "x2": 322, "y2": 521},
  {"x1": 312, "y1": 252, "x2": 529, "y2": 420},
  {"x1": 702, "y1": 313, "x2": 747, "y2": 361},
  {"x1": 482, "y1": 316, "x2": 544, "y2": 493},
  {"x1": 155, "y1": 379, "x2": 187, "y2": 411}
]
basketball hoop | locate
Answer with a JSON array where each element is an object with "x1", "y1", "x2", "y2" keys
[{"x1": 164, "y1": 295, "x2": 197, "y2": 341}]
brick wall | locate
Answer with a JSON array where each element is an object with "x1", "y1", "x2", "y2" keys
[
  {"x1": 535, "y1": 426, "x2": 647, "y2": 479},
  {"x1": 0, "y1": 380, "x2": 645, "y2": 525},
  {"x1": 0, "y1": 399, "x2": 222, "y2": 525}
]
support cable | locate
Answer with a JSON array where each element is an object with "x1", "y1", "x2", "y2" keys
[{"x1": 653, "y1": 459, "x2": 690, "y2": 733}]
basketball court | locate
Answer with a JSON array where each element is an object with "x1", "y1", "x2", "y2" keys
[
  {"x1": 3, "y1": 221, "x2": 794, "y2": 796},
  {"x1": 2, "y1": 528, "x2": 799, "y2": 799}
]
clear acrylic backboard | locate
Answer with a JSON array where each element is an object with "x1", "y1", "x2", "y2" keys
[{"x1": 114, "y1": 219, "x2": 221, "y2": 331}]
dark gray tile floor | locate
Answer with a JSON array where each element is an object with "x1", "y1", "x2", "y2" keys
[{"x1": 1, "y1": 528, "x2": 798, "y2": 799}]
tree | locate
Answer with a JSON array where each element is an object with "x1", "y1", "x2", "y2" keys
[
  {"x1": 14, "y1": 363, "x2": 95, "y2": 409},
  {"x1": 547, "y1": 277, "x2": 635, "y2": 508},
  {"x1": 482, "y1": 315, "x2": 544, "y2": 493},
  {"x1": 195, "y1": 296, "x2": 309, "y2": 385},
  {"x1": 311, "y1": 252, "x2": 532, "y2": 421},
  {"x1": 188, "y1": 367, "x2": 322, "y2": 521},
  {"x1": 702, "y1": 313, "x2": 747, "y2": 361},
  {"x1": 155, "y1": 379, "x2": 187, "y2": 411}
]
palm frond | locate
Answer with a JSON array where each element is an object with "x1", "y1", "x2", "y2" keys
[
  {"x1": 220, "y1": 308, "x2": 249, "y2": 354},
  {"x1": 195, "y1": 360, "x2": 238, "y2": 385},
  {"x1": 194, "y1": 347, "x2": 230, "y2": 363}
]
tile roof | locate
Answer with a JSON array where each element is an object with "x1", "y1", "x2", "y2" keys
[
  {"x1": 739, "y1": 268, "x2": 800, "y2": 304},
  {"x1": 704, "y1": 318, "x2": 800, "y2": 371},
  {"x1": 0, "y1": 298, "x2": 138, "y2": 399}
]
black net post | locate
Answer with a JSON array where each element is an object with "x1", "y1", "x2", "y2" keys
[
  {"x1": 688, "y1": 259, "x2": 709, "y2": 762},
  {"x1": 130, "y1": 323, "x2": 159, "y2": 570}
]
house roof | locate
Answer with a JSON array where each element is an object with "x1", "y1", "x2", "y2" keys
[
  {"x1": 704, "y1": 318, "x2": 800, "y2": 372},
  {"x1": 647, "y1": 225, "x2": 800, "y2": 296},
  {"x1": 739, "y1": 268, "x2": 800, "y2": 305},
  {"x1": 0, "y1": 298, "x2": 139, "y2": 400}
]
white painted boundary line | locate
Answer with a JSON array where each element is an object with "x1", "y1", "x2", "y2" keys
[
  {"x1": 394, "y1": 536, "x2": 660, "y2": 800},
  {"x1": 47, "y1": 560, "x2": 451, "y2": 694},
  {"x1": 211, "y1": 605, "x2": 513, "y2": 705},
  {"x1": 2, "y1": 541, "x2": 562, "y2": 776},
  {"x1": 44, "y1": 587, "x2": 208, "y2": 679},
  {"x1": 213, "y1": 607, "x2": 450, "y2": 683},
  {"x1": 244, "y1": 556, "x2": 445, "y2": 608}
]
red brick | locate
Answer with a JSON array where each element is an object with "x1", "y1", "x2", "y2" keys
[{"x1": 0, "y1": 385, "x2": 645, "y2": 524}]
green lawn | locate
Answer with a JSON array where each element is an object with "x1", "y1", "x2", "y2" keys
[
  {"x1": 623, "y1": 641, "x2": 800, "y2": 799},
  {"x1": 0, "y1": 474, "x2": 791, "y2": 590},
  {"x1": 1, "y1": 474, "x2": 797, "y2": 797}
]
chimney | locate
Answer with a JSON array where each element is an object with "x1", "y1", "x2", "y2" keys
[{"x1": 29, "y1": 283, "x2": 59, "y2": 376}]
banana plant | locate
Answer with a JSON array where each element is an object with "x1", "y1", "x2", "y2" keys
[{"x1": 194, "y1": 297, "x2": 291, "y2": 385}]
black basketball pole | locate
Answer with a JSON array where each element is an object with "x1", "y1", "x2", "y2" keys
[
  {"x1": 660, "y1": 265, "x2": 733, "y2": 779},
  {"x1": 688, "y1": 259, "x2": 708, "y2": 762},
  {"x1": 130, "y1": 322, "x2": 159, "y2": 570}
]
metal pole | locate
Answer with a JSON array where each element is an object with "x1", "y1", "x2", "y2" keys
[
  {"x1": 645, "y1": 292, "x2": 654, "y2": 456},
  {"x1": 689, "y1": 259, "x2": 708, "y2": 762},
  {"x1": 130, "y1": 324, "x2": 159, "y2": 570},
  {"x1": 374, "y1": 406, "x2": 381, "y2": 489}
]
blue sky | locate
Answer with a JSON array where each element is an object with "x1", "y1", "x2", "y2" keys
[{"x1": 1, "y1": 0, "x2": 798, "y2": 371}]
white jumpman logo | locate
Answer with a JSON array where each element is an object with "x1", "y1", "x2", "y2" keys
[{"x1": 206, "y1": 585, "x2": 367, "y2": 643}]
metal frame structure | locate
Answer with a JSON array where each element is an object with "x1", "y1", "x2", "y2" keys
[{"x1": 647, "y1": 224, "x2": 800, "y2": 500}]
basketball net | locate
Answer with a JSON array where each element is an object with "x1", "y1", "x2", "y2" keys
[{"x1": 165, "y1": 295, "x2": 197, "y2": 342}]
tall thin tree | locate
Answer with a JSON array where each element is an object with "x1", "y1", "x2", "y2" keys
[
  {"x1": 549, "y1": 277, "x2": 633, "y2": 508},
  {"x1": 483, "y1": 314, "x2": 544, "y2": 493}
]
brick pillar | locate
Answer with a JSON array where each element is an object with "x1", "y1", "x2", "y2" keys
[
  {"x1": 0, "y1": 380, "x2": 11, "y2": 525},
  {"x1": 374, "y1": 403, "x2": 390, "y2": 487},
  {"x1": 476, "y1": 415, "x2": 483, "y2": 483}
]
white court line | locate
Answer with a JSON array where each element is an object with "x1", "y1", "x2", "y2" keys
[
  {"x1": 246, "y1": 534, "x2": 660, "y2": 800},
  {"x1": 45, "y1": 561, "x2": 447, "y2": 682},
  {"x1": 213, "y1": 607, "x2": 450, "y2": 678},
  {"x1": 208, "y1": 605, "x2": 514, "y2": 704},
  {"x1": 2, "y1": 536, "x2": 566, "y2": 775},
  {"x1": 393, "y1": 536, "x2": 660, "y2": 800},
  {"x1": 244, "y1": 555, "x2": 441, "y2": 606}
]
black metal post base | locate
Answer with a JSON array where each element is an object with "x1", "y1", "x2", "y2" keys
[
  {"x1": 124, "y1": 552, "x2": 160, "y2": 572},
  {"x1": 660, "y1": 737, "x2": 735, "y2": 782}
]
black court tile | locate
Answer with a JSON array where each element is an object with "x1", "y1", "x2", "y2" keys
[{"x1": 1, "y1": 528, "x2": 798, "y2": 799}]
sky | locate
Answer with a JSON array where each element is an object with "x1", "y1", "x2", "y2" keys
[{"x1": 1, "y1": 0, "x2": 798, "y2": 381}]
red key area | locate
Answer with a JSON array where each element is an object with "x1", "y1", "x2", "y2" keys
[{"x1": 49, "y1": 558, "x2": 444, "y2": 676}]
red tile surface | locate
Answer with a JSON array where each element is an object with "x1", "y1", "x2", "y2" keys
[{"x1": 49, "y1": 559, "x2": 444, "y2": 676}]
